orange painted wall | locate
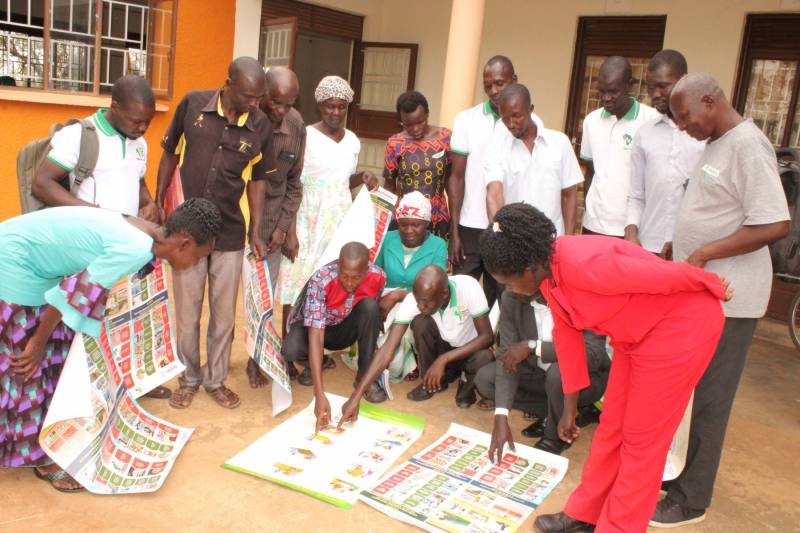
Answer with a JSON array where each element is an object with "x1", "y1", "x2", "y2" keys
[{"x1": 0, "y1": 0, "x2": 237, "y2": 221}]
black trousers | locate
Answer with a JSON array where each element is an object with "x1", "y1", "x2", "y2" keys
[
  {"x1": 474, "y1": 359, "x2": 608, "y2": 439},
  {"x1": 581, "y1": 226, "x2": 623, "y2": 238},
  {"x1": 281, "y1": 298, "x2": 381, "y2": 375},
  {"x1": 667, "y1": 317, "x2": 757, "y2": 510},
  {"x1": 454, "y1": 224, "x2": 503, "y2": 307},
  {"x1": 411, "y1": 314, "x2": 493, "y2": 389}
]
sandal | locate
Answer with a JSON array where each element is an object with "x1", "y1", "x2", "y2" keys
[
  {"x1": 322, "y1": 355, "x2": 336, "y2": 370},
  {"x1": 207, "y1": 385, "x2": 241, "y2": 409},
  {"x1": 404, "y1": 368, "x2": 419, "y2": 382},
  {"x1": 144, "y1": 385, "x2": 172, "y2": 400},
  {"x1": 169, "y1": 385, "x2": 199, "y2": 409},
  {"x1": 34, "y1": 467, "x2": 85, "y2": 493},
  {"x1": 476, "y1": 398, "x2": 495, "y2": 411}
]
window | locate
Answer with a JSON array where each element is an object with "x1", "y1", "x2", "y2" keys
[
  {"x1": 564, "y1": 16, "x2": 666, "y2": 153},
  {"x1": 0, "y1": 0, "x2": 176, "y2": 97},
  {"x1": 733, "y1": 14, "x2": 800, "y2": 148}
]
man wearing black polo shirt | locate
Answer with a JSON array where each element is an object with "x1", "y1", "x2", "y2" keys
[{"x1": 156, "y1": 57, "x2": 276, "y2": 410}]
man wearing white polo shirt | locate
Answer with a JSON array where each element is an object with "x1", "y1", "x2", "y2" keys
[
  {"x1": 448, "y1": 55, "x2": 517, "y2": 306},
  {"x1": 33, "y1": 75, "x2": 160, "y2": 223},
  {"x1": 484, "y1": 84, "x2": 583, "y2": 235},
  {"x1": 342, "y1": 265, "x2": 493, "y2": 411},
  {"x1": 624, "y1": 50, "x2": 705, "y2": 258},
  {"x1": 32, "y1": 75, "x2": 168, "y2": 399},
  {"x1": 581, "y1": 56, "x2": 659, "y2": 237}
]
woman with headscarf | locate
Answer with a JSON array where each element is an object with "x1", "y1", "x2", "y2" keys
[
  {"x1": 278, "y1": 76, "x2": 378, "y2": 353},
  {"x1": 373, "y1": 192, "x2": 447, "y2": 381},
  {"x1": 383, "y1": 91, "x2": 451, "y2": 239}
]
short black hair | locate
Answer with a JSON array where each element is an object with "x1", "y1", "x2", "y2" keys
[
  {"x1": 396, "y1": 90, "x2": 429, "y2": 115},
  {"x1": 599, "y1": 56, "x2": 633, "y2": 83},
  {"x1": 165, "y1": 198, "x2": 222, "y2": 245},
  {"x1": 111, "y1": 75, "x2": 155, "y2": 108},
  {"x1": 648, "y1": 49, "x2": 688, "y2": 77},
  {"x1": 497, "y1": 83, "x2": 532, "y2": 108},
  {"x1": 479, "y1": 203, "x2": 556, "y2": 276},
  {"x1": 486, "y1": 55, "x2": 515, "y2": 74}
]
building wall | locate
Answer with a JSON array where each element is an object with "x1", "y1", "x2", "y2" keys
[
  {"x1": 474, "y1": 0, "x2": 799, "y2": 131},
  {"x1": 0, "y1": 0, "x2": 237, "y2": 221}
]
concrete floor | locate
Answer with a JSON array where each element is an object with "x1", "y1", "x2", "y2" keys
[{"x1": 2, "y1": 315, "x2": 799, "y2": 533}]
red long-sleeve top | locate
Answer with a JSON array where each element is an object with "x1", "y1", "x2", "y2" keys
[{"x1": 541, "y1": 236, "x2": 726, "y2": 394}]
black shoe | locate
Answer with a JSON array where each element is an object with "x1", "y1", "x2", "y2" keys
[
  {"x1": 534, "y1": 437, "x2": 571, "y2": 455},
  {"x1": 576, "y1": 405, "x2": 601, "y2": 427},
  {"x1": 364, "y1": 382, "x2": 387, "y2": 404},
  {"x1": 297, "y1": 367, "x2": 312, "y2": 386},
  {"x1": 521, "y1": 419, "x2": 545, "y2": 438},
  {"x1": 649, "y1": 497, "x2": 706, "y2": 528},
  {"x1": 406, "y1": 383, "x2": 446, "y2": 401},
  {"x1": 534, "y1": 511, "x2": 595, "y2": 532},
  {"x1": 455, "y1": 380, "x2": 477, "y2": 408}
]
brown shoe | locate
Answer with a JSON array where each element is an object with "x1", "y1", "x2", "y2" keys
[
  {"x1": 169, "y1": 385, "x2": 199, "y2": 409},
  {"x1": 145, "y1": 385, "x2": 172, "y2": 399},
  {"x1": 207, "y1": 385, "x2": 241, "y2": 409}
]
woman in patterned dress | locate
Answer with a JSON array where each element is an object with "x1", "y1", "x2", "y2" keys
[
  {"x1": 0, "y1": 199, "x2": 220, "y2": 491},
  {"x1": 278, "y1": 76, "x2": 378, "y2": 350},
  {"x1": 383, "y1": 91, "x2": 452, "y2": 239}
]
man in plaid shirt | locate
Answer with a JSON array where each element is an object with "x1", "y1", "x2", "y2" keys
[{"x1": 281, "y1": 242, "x2": 387, "y2": 430}]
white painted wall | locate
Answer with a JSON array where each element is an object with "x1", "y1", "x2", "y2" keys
[{"x1": 233, "y1": 0, "x2": 262, "y2": 59}]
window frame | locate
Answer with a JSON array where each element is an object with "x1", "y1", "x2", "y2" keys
[
  {"x1": 732, "y1": 13, "x2": 800, "y2": 148},
  {"x1": 0, "y1": 0, "x2": 177, "y2": 100}
]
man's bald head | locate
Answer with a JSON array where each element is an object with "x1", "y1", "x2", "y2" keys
[
  {"x1": 412, "y1": 265, "x2": 449, "y2": 315},
  {"x1": 111, "y1": 75, "x2": 154, "y2": 108},
  {"x1": 262, "y1": 67, "x2": 299, "y2": 124},
  {"x1": 338, "y1": 242, "x2": 370, "y2": 294},
  {"x1": 670, "y1": 72, "x2": 735, "y2": 142},
  {"x1": 229, "y1": 57, "x2": 265, "y2": 84},
  {"x1": 599, "y1": 56, "x2": 632, "y2": 83},
  {"x1": 340, "y1": 241, "x2": 370, "y2": 263}
]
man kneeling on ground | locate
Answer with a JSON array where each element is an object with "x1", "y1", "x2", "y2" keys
[
  {"x1": 341, "y1": 265, "x2": 494, "y2": 417},
  {"x1": 478, "y1": 291, "x2": 610, "y2": 457},
  {"x1": 281, "y1": 242, "x2": 387, "y2": 431}
]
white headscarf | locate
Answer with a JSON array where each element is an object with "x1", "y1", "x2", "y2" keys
[
  {"x1": 314, "y1": 75, "x2": 354, "y2": 103},
  {"x1": 395, "y1": 191, "x2": 431, "y2": 222}
]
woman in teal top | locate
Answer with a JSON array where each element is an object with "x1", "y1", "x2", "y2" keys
[
  {"x1": 374, "y1": 192, "x2": 446, "y2": 381},
  {"x1": 0, "y1": 198, "x2": 220, "y2": 492}
]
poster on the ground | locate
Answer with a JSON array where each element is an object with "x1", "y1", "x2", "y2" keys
[
  {"x1": 241, "y1": 247, "x2": 292, "y2": 415},
  {"x1": 316, "y1": 186, "x2": 397, "y2": 269},
  {"x1": 361, "y1": 423, "x2": 568, "y2": 533},
  {"x1": 39, "y1": 329, "x2": 193, "y2": 494},
  {"x1": 223, "y1": 393, "x2": 424, "y2": 508},
  {"x1": 104, "y1": 259, "x2": 184, "y2": 398}
]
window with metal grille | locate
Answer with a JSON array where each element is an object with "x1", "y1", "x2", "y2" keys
[{"x1": 0, "y1": 0, "x2": 176, "y2": 97}]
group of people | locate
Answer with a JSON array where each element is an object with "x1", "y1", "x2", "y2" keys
[{"x1": 0, "y1": 45, "x2": 790, "y2": 533}]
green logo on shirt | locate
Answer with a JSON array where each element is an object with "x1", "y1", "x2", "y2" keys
[
  {"x1": 623, "y1": 133, "x2": 633, "y2": 146},
  {"x1": 135, "y1": 146, "x2": 145, "y2": 160}
]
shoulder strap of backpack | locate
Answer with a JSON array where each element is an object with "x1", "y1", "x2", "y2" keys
[{"x1": 72, "y1": 119, "x2": 100, "y2": 193}]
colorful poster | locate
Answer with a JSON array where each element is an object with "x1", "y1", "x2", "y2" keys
[
  {"x1": 223, "y1": 393, "x2": 424, "y2": 508},
  {"x1": 241, "y1": 247, "x2": 292, "y2": 415},
  {"x1": 361, "y1": 423, "x2": 569, "y2": 533},
  {"x1": 104, "y1": 259, "x2": 184, "y2": 398},
  {"x1": 39, "y1": 330, "x2": 193, "y2": 494},
  {"x1": 316, "y1": 186, "x2": 398, "y2": 269}
]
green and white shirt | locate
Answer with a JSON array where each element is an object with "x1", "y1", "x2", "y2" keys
[
  {"x1": 580, "y1": 98, "x2": 659, "y2": 236},
  {"x1": 394, "y1": 274, "x2": 490, "y2": 347},
  {"x1": 47, "y1": 109, "x2": 147, "y2": 216}
]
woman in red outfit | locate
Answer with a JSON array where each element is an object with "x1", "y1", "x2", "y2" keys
[{"x1": 479, "y1": 204, "x2": 729, "y2": 533}]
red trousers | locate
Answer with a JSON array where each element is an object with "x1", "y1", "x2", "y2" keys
[{"x1": 564, "y1": 306, "x2": 723, "y2": 532}]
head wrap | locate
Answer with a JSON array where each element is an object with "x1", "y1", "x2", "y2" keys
[
  {"x1": 314, "y1": 75, "x2": 354, "y2": 103},
  {"x1": 395, "y1": 191, "x2": 431, "y2": 222}
]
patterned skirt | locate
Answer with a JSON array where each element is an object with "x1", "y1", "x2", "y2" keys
[{"x1": 0, "y1": 301, "x2": 74, "y2": 467}]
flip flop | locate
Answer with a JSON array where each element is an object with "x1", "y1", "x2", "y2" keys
[
  {"x1": 144, "y1": 386, "x2": 172, "y2": 399},
  {"x1": 476, "y1": 398, "x2": 495, "y2": 411},
  {"x1": 34, "y1": 468, "x2": 85, "y2": 493}
]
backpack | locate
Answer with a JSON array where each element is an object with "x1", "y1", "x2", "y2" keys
[{"x1": 16, "y1": 119, "x2": 100, "y2": 213}]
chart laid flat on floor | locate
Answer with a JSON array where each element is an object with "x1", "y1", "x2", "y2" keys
[
  {"x1": 222, "y1": 394, "x2": 424, "y2": 508},
  {"x1": 361, "y1": 423, "x2": 568, "y2": 533}
]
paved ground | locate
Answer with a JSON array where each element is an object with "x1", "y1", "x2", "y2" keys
[{"x1": 3, "y1": 314, "x2": 799, "y2": 532}]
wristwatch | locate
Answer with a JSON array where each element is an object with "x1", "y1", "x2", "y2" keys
[{"x1": 527, "y1": 339, "x2": 538, "y2": 354}]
